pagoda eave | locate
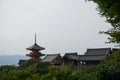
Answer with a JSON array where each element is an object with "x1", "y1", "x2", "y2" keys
[{"x1": 26, "y1": 48, "x2": 45, "y2": 51}]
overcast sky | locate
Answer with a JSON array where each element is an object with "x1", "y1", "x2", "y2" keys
[{"x1": 0, "y1": 0, "x2": 114, "y2": 56}]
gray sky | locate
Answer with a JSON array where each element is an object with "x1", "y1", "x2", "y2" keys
[{"x1": 0, "y1": 0, "x2": 114, "y2": 56}]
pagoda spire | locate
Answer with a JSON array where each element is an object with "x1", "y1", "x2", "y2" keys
[{"x1": 35, "y1": 33, "x2": 36, "y2": 44}]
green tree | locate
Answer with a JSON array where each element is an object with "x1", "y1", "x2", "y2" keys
[
  {"x1": 40, "y1": 64, "x2": 80, "y2": 80},
  {"x1": 96, "y1": 49, "x2": 120, "y2": 80},
  {"x1": 0, "y1": 62, "x2": 51, "y2": 80},
  {"x1": 78, "y1": 66, "x2": 97, "y2": 80},
  {"x1": 88, "y1": 0, "x2": 120, "y2": 44}
]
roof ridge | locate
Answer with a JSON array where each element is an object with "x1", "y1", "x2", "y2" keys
[
  {"x1": 47, "y1": 53, "x2": 60, "y2": 56},
  {"x1": 87, "y1": 48, "x2": 111, "y2": 50},
  {"x1": 78, "y1": 55, "x2": 106, "y2": 56}
]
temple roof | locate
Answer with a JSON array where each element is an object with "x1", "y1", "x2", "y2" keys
[
  {"x1": 78, "y1": 55, "x2": 106, "y2": 61},
  {"x1": 26, "y1": 43, "x2": 45, "y2": 50},
  {"x1": 85, "y1": 48, "x2": 111, "y2": 56},
  {"x1": 65, "y1": 52, "x2": 78, "y2": 56},
  {"x1": 65, "y1": 55, "x2": 79, "y2": 60},
  {"x1": 41, "y1": 54, "x2": 61, "y2": 62},
  {"x1": 63, "y1": 52, "x2": 78, "y2": 60}
]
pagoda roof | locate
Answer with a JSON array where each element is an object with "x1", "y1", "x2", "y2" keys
[{"x1": 26, "y1": 43, "x2": 45, "y2": 50}]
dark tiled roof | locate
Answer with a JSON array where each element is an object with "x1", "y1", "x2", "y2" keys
[
  {"x1": 85, "y1": 48, "x2": 111, "y2": 56},
  {"x1": 65, "y1": 52, "x2": 77, "y2": 55},
  {"x1": 78, "y1": 55, "x2": 106, "y2": 61},
  {"x1": 64, "y1": 52, "x2": 78, "y2": 60},
  {"x1": 26, "y1": 43, "x2": 45, "y2": 50},
  {"x1": 63, "y1": 48, "x2": 112, "y2": 61},
  {"x1": 41, "y1": 54, "x2": 61, "y2": 62},
  {"x1": 65, "y1": 55, "x2": 79, "y2": 60}
]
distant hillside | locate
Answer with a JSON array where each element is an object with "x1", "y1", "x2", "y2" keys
[{"x1": 0, "y1": 55, "x2": 29, "y2": 66}]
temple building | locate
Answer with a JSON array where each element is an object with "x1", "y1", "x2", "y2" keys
[
  {"x1": 63, "y1": 48, "x2": 118, "y2": 67},
  {"x1": 26, "y1": 34, "x2": 45, "y2": 60},
  {"x1": 78, "y1": 48, "x2": 112, "y2": 66}
]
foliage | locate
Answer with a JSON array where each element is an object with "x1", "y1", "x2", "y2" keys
[
  {"x1": 40, "y1": 64, "x2": 80, "y2": 80},
  {"x1": 1, "y1": 50, "x2": 120, "y2": 80},
  {"x1": 0, "y1": 61, "x2": 97, "y2": 80},
  {"x1": 88, "y1": 0, "x2": 120, "y2": 44},
  {"x1": 96, "y1": 49, "x2": 120, "y2": 80},
  {"x1": 0, "y1": 62, "x2": 51, "y2": 80},
  {"x1": 78, "y1": 66, "x2": 97, "y2": 80}
]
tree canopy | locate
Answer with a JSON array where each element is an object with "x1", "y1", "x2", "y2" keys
[{"x1": 88, "y1": 0, "x2": 120, "y2": 44}]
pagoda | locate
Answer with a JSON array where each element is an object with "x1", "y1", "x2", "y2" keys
[{"x1": 26, "y1": 34, "x2": 45, "y2": 60}]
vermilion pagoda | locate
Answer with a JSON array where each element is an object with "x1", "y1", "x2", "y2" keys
[{"x1": 26, "y1": 34, "x2": 45, "y2": 60}]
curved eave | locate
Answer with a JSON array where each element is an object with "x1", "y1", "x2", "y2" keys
[{"x1": 26, "y1": 43, "x2": 45, "y2": 50}]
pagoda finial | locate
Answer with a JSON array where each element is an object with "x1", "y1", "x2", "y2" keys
[{"x1": 35, "y1": 33, "x2": 36, "y2": 44}]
